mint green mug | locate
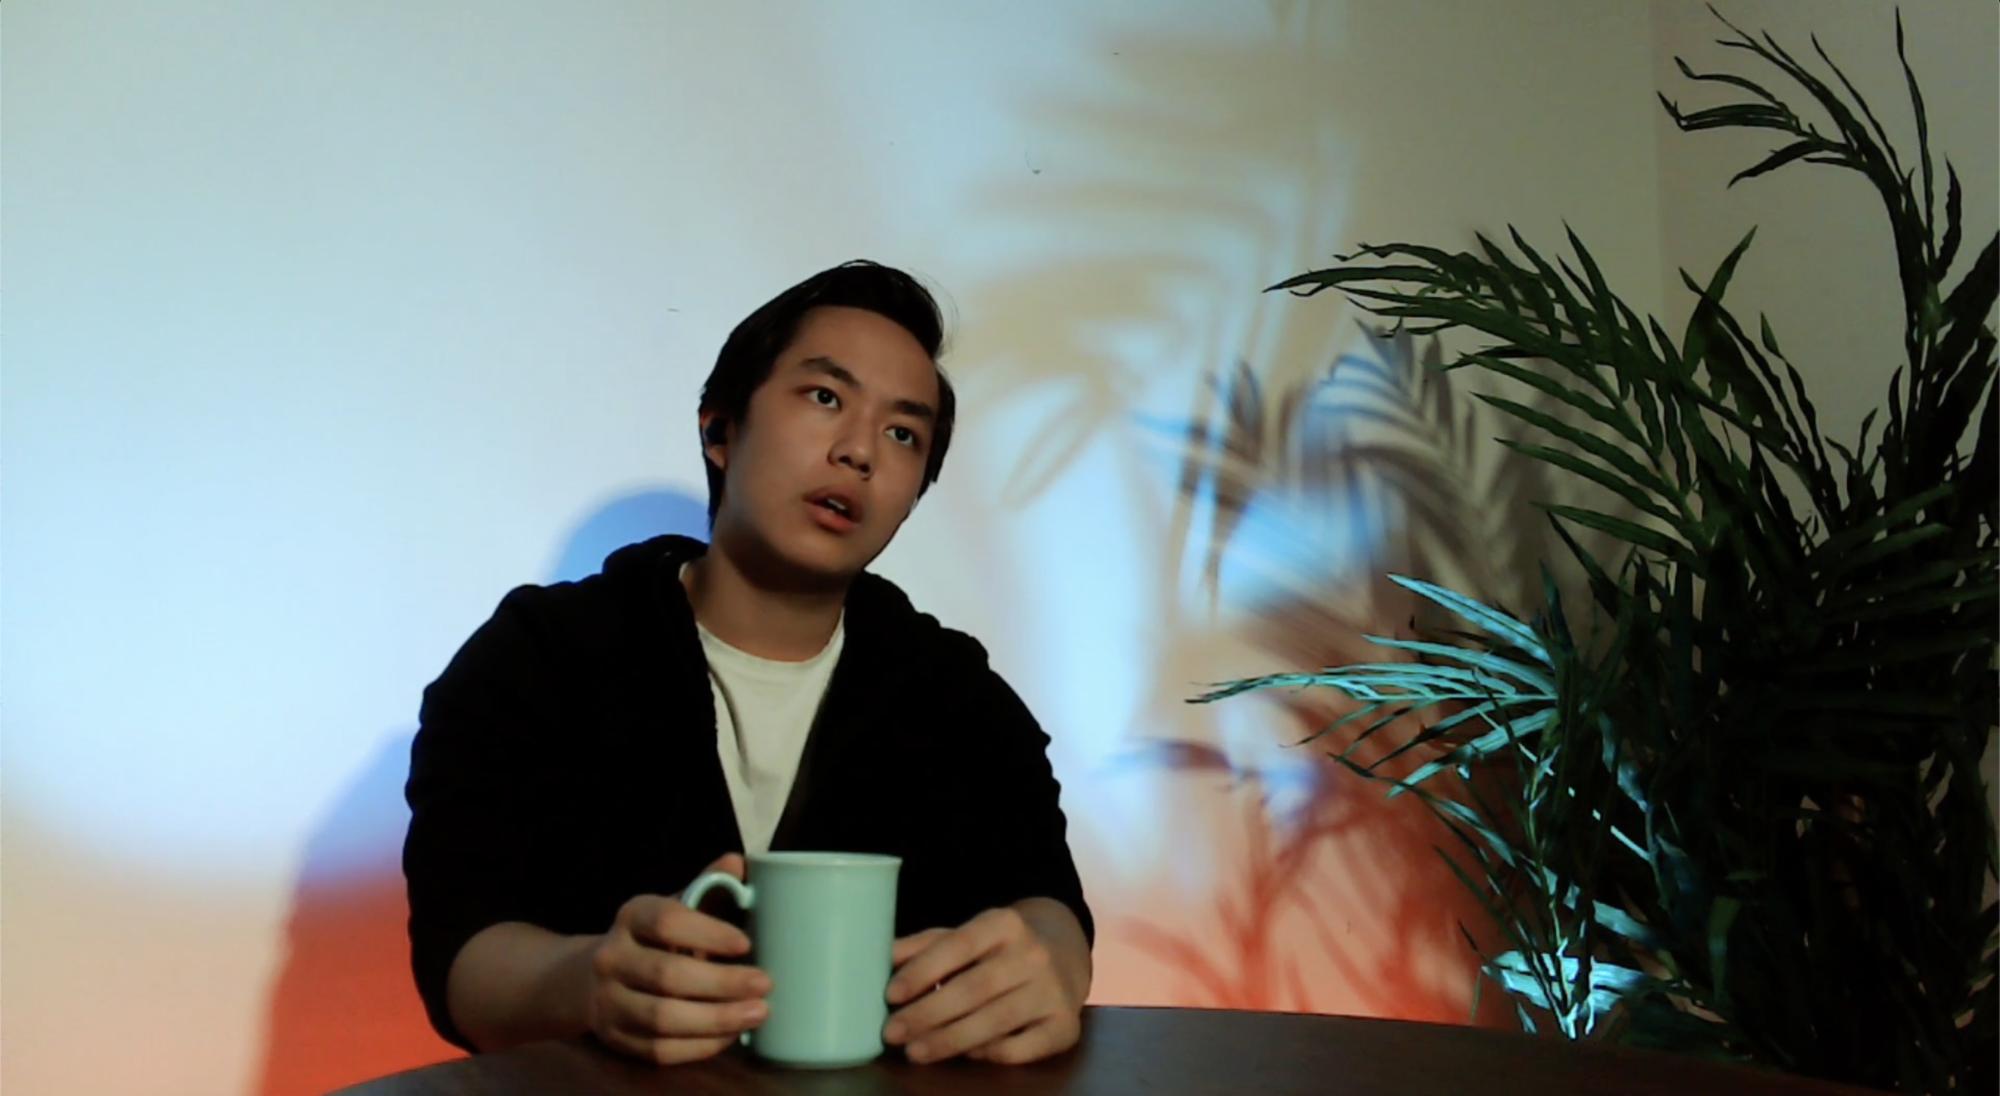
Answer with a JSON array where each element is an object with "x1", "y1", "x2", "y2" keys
[{"x1": 681, "y1": 851, "x2": 902, "y2": 1069}]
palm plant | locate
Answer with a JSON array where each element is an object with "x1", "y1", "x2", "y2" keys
[{"x1": 1194, "y1": 11, "x2": 1997, "y2": 1092}]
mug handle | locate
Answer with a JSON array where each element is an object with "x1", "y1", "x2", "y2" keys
[
  {"x1": 680, "y1": 870, "x2": 755, "y2": 914},
  {"x1": 678, "y1": 871, "x2": 759, "y2": 1048}
]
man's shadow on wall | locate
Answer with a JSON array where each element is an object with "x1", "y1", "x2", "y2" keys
[{"x1": 251, "y1": 488, "x2": 709, "y2": 1096}]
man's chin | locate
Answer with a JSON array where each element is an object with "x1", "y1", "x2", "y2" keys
[{"x1": 721, "y1": 522, "x2": 877, "y2": 592}]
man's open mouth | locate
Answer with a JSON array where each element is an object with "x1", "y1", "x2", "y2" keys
[{"x1": 806, "y1": 490, "x2": 863, "y2": 523}]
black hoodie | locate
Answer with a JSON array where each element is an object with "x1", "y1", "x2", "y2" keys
[{"x1": 402, "y1": 534, "x2": 1093, "y2": 1049}]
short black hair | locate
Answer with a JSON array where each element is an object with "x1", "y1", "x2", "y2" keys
[{"x1": 697, "y1": 260, "x2": 954, "y2": 521}]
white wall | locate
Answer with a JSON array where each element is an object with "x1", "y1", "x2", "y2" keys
[{"x1": 10, "y1": 3, "x2": 1978, "y2": 1093}]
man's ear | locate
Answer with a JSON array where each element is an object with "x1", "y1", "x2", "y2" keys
[{"x1": 699, "y1": 410, "x2": 729, "y2": 471}]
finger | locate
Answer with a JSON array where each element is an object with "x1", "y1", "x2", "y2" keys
[
  {"x1": 701, "y1": 852, "x2": 747, "y2": 881},
  {"x1": 886, "y1": 930, "x2": 980, "y2": 1007},
  {"x1": 969, "y1": 1016, "x2": 1077, "y2": 1065},
  {"x1": 884, "y1": 951, "x2": 1031, "y2": 1045},
  {"x1": 625, "y1": 897, "x2": 752, "y2": 956},
  {"x1": 891, "y1": 928, "x2": 950, "y2": 966},
  {"x1": 887, "y1": 915, "x2": 1015, "y2": 1005},
  {"x1": 904, "y1": 982, "x2": 1044, "y2": 1065},
  {"x1": 604, "y1": 980, "x2": 768, "y2": 1039},
  {"x1": 600, "y1": 945, "x2": 771, "y2": 1001},
  {"x1": 598, "y1": 1024, "x2": 738, "y2": 1066}
]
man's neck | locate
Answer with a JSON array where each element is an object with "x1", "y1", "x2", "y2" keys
[{"x1": 682, "y1": 545, "x2": 848, "y2": 662}]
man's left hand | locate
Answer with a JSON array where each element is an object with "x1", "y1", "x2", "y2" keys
[{"x1": 881, "y1": 903, "x2": 1088, "y2": 1065}]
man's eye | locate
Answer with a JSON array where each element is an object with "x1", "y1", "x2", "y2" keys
[
  {"x1": 810, "y1": 387, "x2": 840, "y2": 408},
  {"x1": 888, "y1": 426, "x2": 921, "y2": 448}
]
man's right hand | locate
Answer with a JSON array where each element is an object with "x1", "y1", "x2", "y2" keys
[{"x1": 585, "y1": 853, "x2": 771, "y2": 1065}]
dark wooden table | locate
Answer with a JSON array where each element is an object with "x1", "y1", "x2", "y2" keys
[{"x1": 334, "y1": 1006, "x2": 1882, "y2": 1095}]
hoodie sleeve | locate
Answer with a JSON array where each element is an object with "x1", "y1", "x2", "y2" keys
[
  {"x1": 937, "y1": 631, "x2": 1096, "y2": 947},
  {"x1": 402, "y1": 585, "x2": 578, "y2": 1050}
]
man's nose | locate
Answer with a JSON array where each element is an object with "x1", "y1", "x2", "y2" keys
[{"x1": 832, "y1": 431, "x2": 874, "y2": 477}]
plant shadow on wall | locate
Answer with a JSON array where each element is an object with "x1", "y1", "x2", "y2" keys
[
  {"x1": 944, "y1": 6, "x2": 1520, "y2": 1020},
  {"x1": 1191, "y1": 11, "x2": 1995, "y2": 1094},
  {"x1": 949, "y1": 6, "x2": 1638, "y2": 1019},
  {"x1": 1115, "y1": 328, "x2": 1633, "y2": 1019},
  {"x1": 956, "y1": 7, "x2": 1353, "y2": 512},
  {"x1": 252, "y1": 488, "x2": 709, "y2": 1096}
]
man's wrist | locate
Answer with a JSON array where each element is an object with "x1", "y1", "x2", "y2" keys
[
  {"x1": 450, "y1": 923, "x2": 606, "y2": 1050},
  {"x1": 556, "y1": 932, "x2": 606, "y2": 1036},
  {"x1": 1008, "y1": 897, "x2": 1093, "y2": 1006}
]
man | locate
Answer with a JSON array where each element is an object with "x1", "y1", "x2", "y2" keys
[{"x1": 403, "y1": 261, "x2": 1093, "y2": 1068}]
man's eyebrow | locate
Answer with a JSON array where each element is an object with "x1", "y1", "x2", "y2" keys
[
  {"x1": 800, "y1": 356, "x2": 863, "y2": 389},
  {"x1": 798, "y1": 356, "x2": 937, "y2": 422}
]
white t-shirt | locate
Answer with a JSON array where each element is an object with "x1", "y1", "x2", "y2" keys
[{"x1": 684, "y1": 568, "x2": 844, "y2": 855}]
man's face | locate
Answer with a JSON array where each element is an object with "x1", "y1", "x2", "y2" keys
[{"x1": 705, "y1": 305, "x2": 942, "y2": 584}]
